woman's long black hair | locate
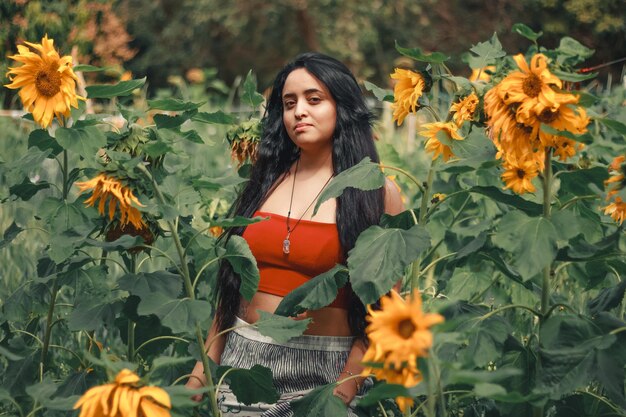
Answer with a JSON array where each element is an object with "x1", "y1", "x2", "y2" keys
[{"x1": 215, "y1": 52, "x2": 385, "y2": 339}]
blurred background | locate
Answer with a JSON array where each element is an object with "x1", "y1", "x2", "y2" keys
[{"x1": 2, "y1": 0, "x2": 625, "y2": 107}]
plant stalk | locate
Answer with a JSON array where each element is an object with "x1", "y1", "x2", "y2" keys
[
  {"x1": 138, "y1": 163, "x2": 220, "y2": 416},
  {"x1": 541, "y1": 150, "x2": 553, "y2": 317},
  {"x1": 128, "y1": 254, "x2": 137, "y2": 360}
]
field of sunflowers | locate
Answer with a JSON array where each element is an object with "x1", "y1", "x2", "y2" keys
[{"x1": 1, "y1": 22, "x2": 626, "y2": 417}]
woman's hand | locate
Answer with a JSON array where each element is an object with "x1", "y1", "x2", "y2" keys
[
  {"x1": 185, "y1": 363, "x2": 208, "y2": 402},
  {"x1": 333, "y1": 373, "x2": 359, "y2": 405}
]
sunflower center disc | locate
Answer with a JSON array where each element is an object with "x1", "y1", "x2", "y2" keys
[
  {"x1": 516, "y1": 169, "x2": 526, "y2": 179},
  {"x1": 398, "y1": 319, "x2": 416, "y2": 339},
  {"x1": 537, "y1": 108, "x2": 559, "y2": 123},
  {"x1": 522, "y1": 73, "x2": 542, "y2": 98},
  {"x1": 35, "y1": 63, "x2": 62, "y2": 97}
]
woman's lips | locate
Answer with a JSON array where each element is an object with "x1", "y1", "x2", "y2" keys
[{"x1": 295, "y1": 123, "x2": 312, "y2": 132}]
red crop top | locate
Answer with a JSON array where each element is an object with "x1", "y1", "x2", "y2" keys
[{"x1": 242, "y1": 210, "x2": 350, "y2": 309}]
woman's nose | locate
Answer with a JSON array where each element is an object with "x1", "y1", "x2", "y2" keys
[{"x1": 294, "y1": 101, "x2": 307, "y2": 118}]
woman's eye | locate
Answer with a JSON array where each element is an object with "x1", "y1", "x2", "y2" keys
[
  {"x1": 308, "y1": 97, "x2": 321, "y2": 103},
  {"x1": 283, "y1": 100, "x2": 295, "y2": 108}
]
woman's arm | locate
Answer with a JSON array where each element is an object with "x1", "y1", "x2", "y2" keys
[
  {"x1": 333, "y1": 338, "x2": 368, "y2": 404},
  {"x1": 185, "y1": 316, "x2": 227, "y2": 399}
]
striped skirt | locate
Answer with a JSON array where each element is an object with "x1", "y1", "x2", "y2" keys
[{"x1": 217, "y1": 317, "x2": 369, "y2": 417}]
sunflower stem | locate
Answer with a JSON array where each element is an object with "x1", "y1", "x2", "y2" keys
[
  {"x1": 127, "y1": 253, "x2": 137, "y2": 361},
  {"x1": 411, "y1": 158, "x2": 436, "y2": 291},
  {"x1": 540, "y1": 149, "x2": 553, "y2": 317},
  {"x1": 137, "y1": 163, "x2": 221, "y2": 416},
  {"x1": 379, "y1": 164, "x2": 425, "y2": 194}
]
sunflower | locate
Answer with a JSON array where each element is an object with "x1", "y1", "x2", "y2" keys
[
  {"x1": 530, "y1": 104, "x2": 589, "y2": 149},
  {"x1": 501, "y1": 158, "x2": 539, "y2": 194},
  {"x1": 498, "y1": 53, "x2": 577, "y2": 125},
  {"x1": 5, "y1": 35, "x2": 84, "y2": 128},
  {"x1": 361, "y1": 290, "x2": 442, "y2": 413},
  {"x1": 75, "y1": 173, "x2": 145, "y2": 228},
  {"x1": 552, "y1": 137, "x2": 584, "y2": 162},
  {"x1": 390, "y1": 68, "x2": 428, "y2": 126},
  {"x1": 603, "y1": 198, "x2": 626, "y2": 225},
  {"x1": 227, "y1": 119, "x2": 262, "y2": 166},
  {"x1": 365, "y1": 290, "x2": 443, "y2": 370},
  {"x1": 602, "y1": 155, "x2": 626, "y2": 225},
  {"x1": 74, "y1": 368, "x2": 171, "y2": 417},
  {"x1": 450, "y1": 93, "x2": 479, "y2": 126},
  {"x1": 420, "y1": 122, "x2": 464, "y2": 161}
]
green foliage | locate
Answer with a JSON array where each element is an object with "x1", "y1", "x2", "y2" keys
[{"x1": 2, "y1": 23, "x2": 626, "y2": 417}]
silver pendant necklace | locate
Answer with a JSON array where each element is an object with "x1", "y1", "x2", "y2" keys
[{"x1": 283, "y1": 159, "x2": 334, "y2": 254}]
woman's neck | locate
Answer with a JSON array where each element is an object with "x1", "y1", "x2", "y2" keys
[{"x1": 297, "y1": 146, "x2": 334, "y2": 177}]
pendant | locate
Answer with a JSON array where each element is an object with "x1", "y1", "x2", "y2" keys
[{"x1": 283, "y1": 238, "x2": 290, "y2": 254}]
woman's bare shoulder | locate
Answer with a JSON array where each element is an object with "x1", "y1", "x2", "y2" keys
[{"x1": 384, "y1": 177, "x2": 405, "y2": 216}]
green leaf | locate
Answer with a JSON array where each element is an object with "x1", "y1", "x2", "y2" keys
[
  {"x1": 380, "y1": 209, "x2": 420, "y2": 230},
  {"x1": 0, "y1": 222, "x2": 24, "y2": 250},
  {"x1": 348, "y1": 224, "x2": 430, "y2": 304},
  {"x1": 314, "y1": 157, "x2": 385, "y2": 215},
  {"x1": 464, "y1": 315, "x2": 510, "y2": 367},
  {"x1": 154, "y1": 110, "x2": 197, "y2": 129},
  {"x1": 558, "y1": 167, "x2": 608, "y2": 196},
  {"x1": 363, "y1": 80, "x2": 394, "y2": 102},
  {"x1": 540, "y1": 123, "x2": 593, "y2": 143},
  {"x1": 357, "y1": 383, "x2": 410, "y2": 407},
  {"x1": 395, "y1": 42, "x2": 450, "y2": 63},
  {"x1": 255, "y1": 310, "x2": 311, "y2": 343},
  {"x1": 219, "y1": 364, "x2": 280, "y2": 405},
  {"x1": 138, "y1": 295, "x2": 212, "y2": 334},
  {"x1": 84, "y1": 235, "x2": 145, "y2": 251},
  {"x1": 55, "y1": 126, "x2": 107, "y2": 158},
  {"x1": 86, "y1": 77, "x2": 146, "y2": 99},
  {"x1": 73, "y1": 64, "x2": 108, "y2": 72},
  {"x1": 474, "y1": 382, "x2": 507, "y2": 398},
  {"x1": 28, "y1": 129, "x2": 62, "y2": 155},
  {"x1": 467, "y1": 33, "x2": 506, "y2": 69},
  {"x1": 291, "y1": 384, "x2": 347, "y2": 417},
  {"x1": 68, "y1": 299, "x2": 123, "y2": 331},
  {"x1": 241, "y1": 70, "x2": 265, "y2": 107},
  {"x1": 440, "y1": 74, "x2": 473, "y2": 91},
  {"x1": 148, "y1": 98, "x2": 204, "y2": 111},
  {"x1": 587, "y1": 280, "x2": 626, "y2": 315},
  {"x1": 118, "y1": 271, "x2": 183, "y2": 299},
  {"x1": 275, "y1": 265, "x2": 349, "y2": 316},
  {"x1": 470, "y1": 186, "x2": 543, "y2": 216},
  {"x1": 597, "y1": 117, "x2": 626, "y2": 136},
  {"x1": 9, "y1": 177, "x2": 50, "y2": 201},
  {"x1": 445, "y1": 269, "x2": 493, "y2": 301},
  {"x1": 223, "y1": 235, "x2": 260, "y2": 301},
  {"x1": 556, "y1": 37, "x2": 595, "y2": 64},
  {"x1": 551, "y1": 69, "x2": 597, "y2": 82},
  {"x1": 193, "y1": 111, "x2": 239, "y2": 125},
  {"x1": 492, "y1": 211, "x2": 558, "y2": 280},
  {"x1": 512, "y1": 23, "x2": 543, "y2": 42},
  {"x1": 210, "y1": 215, "x2": 268, "y2": 228}
]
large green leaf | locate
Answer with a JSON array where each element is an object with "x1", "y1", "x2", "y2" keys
[
  {"x1": 363, "y1": 80, "x2": 394, "y2": 103},
  {"x1": 511, "y1": 23, "x2": 543, "y2": 41},
  {"x1": 210, "y1": 215, "x2": 268, "y2": 228},
  {"x1": 597, "y1": 117, "x2": 626, "y2": 136},
  {"x1": 222, "y1": 235, "x2": 260, "y2": 301},
  {"x1": 154, "y1": 110, "x2": 197, "y2": 129},
  {"x1": 463, "y1": 315, "x2": 510, "y2": 367},
  {"x1": 119, "y1": 271, "x2": 183, "y2": 299},
  {"x1": 68, "y1": 299, "x2": 123, "y2": 331},
  {"x1": 0, "y1": 222, "x2": 24, "y2": 250},
  {"x1": 348, "y1": 224, "x2": 430, "y2": 304},
  {"x1": 192, "y1": 111, "x2": 239, "y2": 125},
  {"x1": 275, "y1": 264, "x2": 349, "y2": 316},
  {"x1": 469, "y1": 186, "x2": 543, "y2": 216},
  {"x1": 86, "y1": 77, "x2": 146, "y2": 98},
  {"x1": 291, "y1": 384, "x2": 347, "y2": 417},
  {"x1": 395, "y1": 42, "x2": 450, "y2": 63},
  {"x1": 445, "y1": 269, "x2": 493, "y2": 302},
  {"x1": 314, "y1": 157, "x2": 385, "y2": 215},
  {"x1": 255, "y1": 311, "x2": 311, "y2": 343},
  {"x1": 217, "y1": 364, "x2": 280, "y2": 405},
  {"x1": 28, "y1": 129, "x2": 62, "y2": 155},
  {"x1": 467, "y1": 33, "x2": 506, "y2": 69},
  {"x1": 55, "y1": 126, "x2": 107, "y2": 158},
  {"x1": 357, "y1": 383, "x2": 410, "y2": 407},
  {"x1": 492, "y1": 211, "x2": 558, "y2": 280},
  {"x1": 9, "y1": 177, "x2": 50, "y2": 201},
  {"x1": 241, "y1": 70, "x2": 265, "y2": 107},
  {"x1": 147, "y1": 98, "x2": 204, "y2": 111},
  {"x1": 137, "y1": 295, "x2": 212, "y2": 335}
]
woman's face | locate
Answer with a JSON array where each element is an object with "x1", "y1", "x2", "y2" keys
[{"x1": 281, "y1": 68, "x2": 337, "y2": 152}]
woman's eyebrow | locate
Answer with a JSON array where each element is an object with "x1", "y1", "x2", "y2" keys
[{"x1": 282, "y1": 88, "x2": 325, "y2": 99}]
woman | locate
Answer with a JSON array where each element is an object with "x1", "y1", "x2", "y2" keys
[{"x1": 187, "y1": 52, "x2": 403, "y2": 416}]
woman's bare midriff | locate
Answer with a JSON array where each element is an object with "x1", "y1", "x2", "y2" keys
[{"x1": 240, "y1": 291, "x2": 352, "y2": 336}]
